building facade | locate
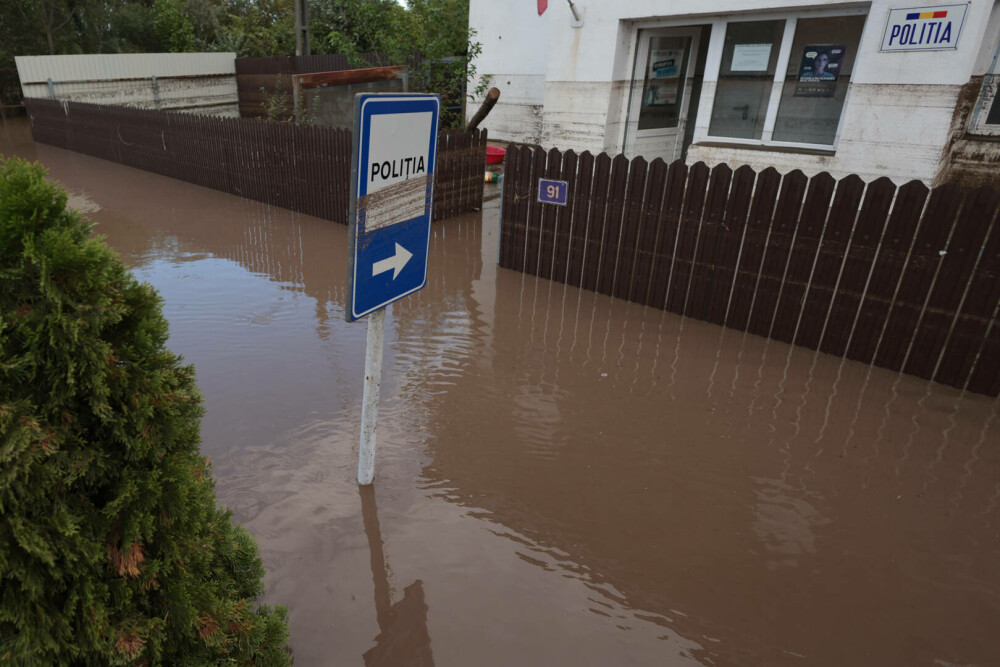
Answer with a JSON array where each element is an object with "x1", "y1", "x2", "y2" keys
[{"x1": 469, "y1": 0, "x2": 1000, "y2": 185}]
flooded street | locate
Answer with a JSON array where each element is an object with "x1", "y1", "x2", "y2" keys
[{"x1": 4, "y1": 118, "x2": 1000, "y2": 666}]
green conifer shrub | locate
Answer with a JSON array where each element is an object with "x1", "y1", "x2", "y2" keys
[{"x1": 0, "y1": 157, "x2": 291, "y2": 666}]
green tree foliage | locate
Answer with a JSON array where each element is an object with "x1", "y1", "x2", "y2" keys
[
  {"x1": 153, "y1": 0, "x2": 197, "y2": 53},
  {"x1": 311, "y1": 0, "x2": 411, "y2": 63},
  {"x1": 310, "y1": 0, "x2": 481, "y2": 127},
  {"x1": 3, "y1": 0, "x2": 474, "y2": 62},
  {"x1": 1, "y1": 0, "x2": 291, "y2": 63},
  {"x1": 107, "y1": 2, "x2": 161, "y2": 54},
  {"x1": 214, "y1": 0, "x2": 296, "y2": 58},
  {"x1": 0, "y1": 157, "x2": 291, "y2": 666},
  {"x1": 407, "y1": 0, "x2": 473, "y2": 57},
  {"x1": 2, "y1": 0, "x2": 60, "y2": 61},
  {"x1": 2, "y1": 0, "x2": 476, "y2": 125}
]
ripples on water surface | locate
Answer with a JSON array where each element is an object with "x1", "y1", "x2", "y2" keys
[{"x1": 5, "y1": 119, "x2": 1000, "y2": 666}]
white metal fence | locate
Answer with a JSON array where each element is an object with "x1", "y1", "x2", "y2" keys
[{"x1": 15, "y1": 53, "x2": 239, "y2": 117}]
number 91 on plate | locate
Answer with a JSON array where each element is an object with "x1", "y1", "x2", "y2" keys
[{"x1": 537, "y1": 178, "x2": 569, "y2": 206}]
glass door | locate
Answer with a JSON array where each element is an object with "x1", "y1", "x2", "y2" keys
[{"x1": 624, "y1": 27, "x2": 702, "y2": 163}]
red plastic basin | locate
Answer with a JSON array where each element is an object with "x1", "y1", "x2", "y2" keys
[{"x1": 486, "y1": 145, "x2": 506, "y2": 164}]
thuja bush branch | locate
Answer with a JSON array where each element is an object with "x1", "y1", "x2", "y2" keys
[{"x1": 0, "y1": 157, "x2": 290, "y2": 666}]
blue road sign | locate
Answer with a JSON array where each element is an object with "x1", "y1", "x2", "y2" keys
[
  {"x1": 347, "y1": 93, "x2": 440, "y2": 322},
  {"x1": 537, "y1": 178, "x2": 569, "y2": 206}
]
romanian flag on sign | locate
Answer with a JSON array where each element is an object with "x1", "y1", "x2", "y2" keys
[{"x1": 905, "y1": 10, "x2": 948, "y2": 19}]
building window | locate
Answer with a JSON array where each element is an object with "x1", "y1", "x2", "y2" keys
[
  {"x1": 709, "y1": 19, "x2": 785, "y2": 140},
  {"x1": 970, "y1": 39, "x2": 1000, "y2": 136},
  {"x1": 987, "y1": 93, "x2": 1000, "y2": 125},
  {"x1": 698, "y1": 9, "x2": 868, "y2": 150},
  {"x1": 772, "y1": 15, "x2": 867, "y2": 144},
  {"x1": 637, "y1": 34, "x2": 694, "y2": 130}
]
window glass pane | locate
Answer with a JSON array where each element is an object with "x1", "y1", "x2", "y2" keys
[
  {"x1": 986, "y1": 88, "x2": 1000, "y2": 125},
  {"x1": 771, "y1": 15, "x2": 867, "y2": 145},
  {"x1": 637, "y1": 35, "x2": 692, "y2": 130},
  {"x1": 709, "y1": 19, "x2": 785, "y2": 140}
]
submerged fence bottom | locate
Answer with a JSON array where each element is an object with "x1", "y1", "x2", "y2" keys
[{"x1": 499, "y1": 145, "x2": 1000, "y2": 397}]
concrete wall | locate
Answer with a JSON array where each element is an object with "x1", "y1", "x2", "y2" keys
[
  {"x1": 15, "y1": 53, "x2": 239, "y2": 117},
  {"x1": 471, "y1": 0, "x2": 1000, "y2": 184},
  {"x1": 935, "y1": 1, "x2": 1000, "y2": 188}
]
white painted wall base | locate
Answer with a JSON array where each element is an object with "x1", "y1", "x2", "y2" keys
[
  {"x1": 541, "y1": 81, "x2": 615, "y2": 152},
  {"x1": 469, "y1": 74, "x2": 546, "y2": 144},
  {"x1": 688, "y1": 83, "x2": 961, "y2": 183}
]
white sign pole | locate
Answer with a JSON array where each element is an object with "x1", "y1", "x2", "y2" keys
[{"x1": 357, "y1": 307, "x2": 386, "y2": 485}]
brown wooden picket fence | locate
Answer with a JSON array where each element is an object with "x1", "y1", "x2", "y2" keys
[
  {"x1": 500, "y1": 145, "x2": 1000, "y2": 397},
  {"x1": 24, "y1": 98, "x2": 486, "y2": 224}
]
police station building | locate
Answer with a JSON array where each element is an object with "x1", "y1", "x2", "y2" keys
[{"x1": 469, "y1": 0, "x2": 1000, "y2": 186}]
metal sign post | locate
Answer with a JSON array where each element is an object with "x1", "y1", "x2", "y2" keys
[{"x1": 347, "y1": 93, "x2": 440, "y2": 485}]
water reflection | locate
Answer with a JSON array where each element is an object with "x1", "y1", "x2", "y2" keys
[
  {"x1": 12, "y1": 122, "x2": 1000, "y2": 666},
  {"x1": 411, "y1": 219, "x2": 1000, "y2": 663},
  {"x1": 360, "y1": 486, "x2": 433, "y2": 666}
]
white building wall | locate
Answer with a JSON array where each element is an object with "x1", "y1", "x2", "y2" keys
[
  {"x1": 468, "y1": 0, "x2": 549, "y2": 144},
  {"x1": 15, "y1": 53, "x2": 239, "y2": 117},
  {"x1": 471, "y1": 0, "x2": 998, "y2": 183}
]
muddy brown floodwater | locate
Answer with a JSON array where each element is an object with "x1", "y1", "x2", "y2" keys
[{"x1": 4, "y1": 118, "x2": 1000, "y2": 666}]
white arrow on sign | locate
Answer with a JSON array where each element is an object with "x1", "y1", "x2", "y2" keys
[{"x1": 371, "y1": 242, "x2": 413, "y2": 280}]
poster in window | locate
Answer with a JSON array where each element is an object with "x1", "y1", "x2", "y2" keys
[
  {"x1": 795, "y1": 45, "x2": 845, "y2": 97},
  {"x1": 644, "y1": 49, "x2": 682, "y2": 106}
]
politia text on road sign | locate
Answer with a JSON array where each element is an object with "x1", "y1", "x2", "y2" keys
[{"x1": 346, "y1": 94, "x2": 440, "y2": 321}]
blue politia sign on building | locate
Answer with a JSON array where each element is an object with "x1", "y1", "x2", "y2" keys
[
  {"x1": 347, "y1": 93, "x2": 440, "y2": 321},
  {"x1": 880, "y1": 3, "x2": 969, "y2": 51}
]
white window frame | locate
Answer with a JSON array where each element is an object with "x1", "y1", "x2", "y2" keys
[
  {"x1": 969, "y1": 38, "x2": 1000, "y2": 136},
  {"x1": 690, "y1": 6, "x2": 871, "y2": 152}
]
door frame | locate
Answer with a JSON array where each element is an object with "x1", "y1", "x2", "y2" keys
[{"x1": 622, "y1": 26, "x2": 702, "y2": 161}]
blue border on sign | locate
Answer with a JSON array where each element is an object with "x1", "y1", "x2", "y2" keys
[{"x1": 346, "y1": 93, "x2": 440, "y2": 322}]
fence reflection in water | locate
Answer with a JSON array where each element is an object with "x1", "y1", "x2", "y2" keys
[{"x1": 500, "y1": 145, "x2": 1000, "y2": 396}]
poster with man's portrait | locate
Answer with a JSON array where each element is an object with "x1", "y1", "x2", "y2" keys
[{"x1": 795, "y1": 45, "x2": 845, "y2": 97}]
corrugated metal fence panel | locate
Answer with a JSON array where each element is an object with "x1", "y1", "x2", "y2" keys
[
  {"x1": 16, "y1": 53, "x2": 236, "y2": 86},
  {"x1": 25, "y1": 98, "x2": 486, "y2": 226},
  {"x1": 498, "y1": 144, "x2": 1000, "y2": 398},
  {"x1": 16, "y1": 53, "x2": 239, "y2": 115}
]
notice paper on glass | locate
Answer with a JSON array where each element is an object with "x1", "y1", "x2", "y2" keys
[
  {"x1": 730, "y1": 43, "x2": 772, "y2": 72},
  {"x1": 645, "y1": 48, "x2": 682, "y2": 105}
]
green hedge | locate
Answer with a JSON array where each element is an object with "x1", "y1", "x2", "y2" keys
[{"x1": 0, "y1": 157, "x2": 291, "y2": 665}]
